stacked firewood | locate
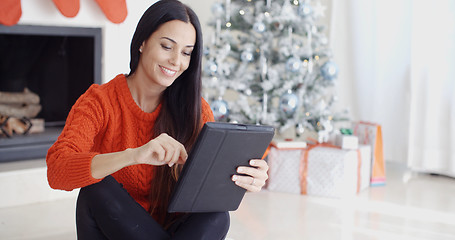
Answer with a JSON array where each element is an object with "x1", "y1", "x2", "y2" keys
[{"x1": 0, "y1": 88, "x2": 43, "y2": 137}]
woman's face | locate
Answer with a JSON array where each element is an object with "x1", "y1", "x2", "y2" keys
[{"x1": 138, "y1": 20, "x2": 196, "y2": 89}]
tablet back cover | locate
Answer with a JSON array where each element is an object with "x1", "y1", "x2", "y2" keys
[{"x1": 168, "y1": 122, "x2": 274, "y2": 212}]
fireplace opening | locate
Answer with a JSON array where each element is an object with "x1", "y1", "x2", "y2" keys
[{"x1": 0, "y1": 25, "x2": 102, "y2": 162}]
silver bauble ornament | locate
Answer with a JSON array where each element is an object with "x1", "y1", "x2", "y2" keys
[
  {"x1": 286, "y1": 57, "x2": 301, "y2": 73},
  {"x1": 241, "y1": 50, "x2": 254, "y2": 62},
  {"x1": 211, "y1": 99, "x2": 229, "y2": 121},
  {"x1": 320, "y1": 61, "x2": 338, "y2": 81},
  {"x1": 319, "y1": 36, "x2": 328, "y2": 45},
  {"x1": 203, "y1": 46, "x2": 210, "y2": 56},
  {"x1": 279, "y1": 91, "x2": 299, "y2": 116},
  {"x1": 253, "y1": 22, "x2": 266, "y2": 33},
  {"x1": 298, "y1": 3, "x2": 313, "y2": 17},
  {"x1": 205, "y1": 60, "x2": 218, "y2": 76}
]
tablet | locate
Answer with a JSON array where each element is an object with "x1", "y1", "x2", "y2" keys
[{"x1": 168, "y1": 122, "x2": 275, "y2": 213}]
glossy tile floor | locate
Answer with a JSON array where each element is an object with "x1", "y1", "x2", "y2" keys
[
  {"x1": 1, "y1": 162, "x2": 455, "y2": 240},
  {"x1": 229, "y1": 163, "x2": 455, "y2": 240}
]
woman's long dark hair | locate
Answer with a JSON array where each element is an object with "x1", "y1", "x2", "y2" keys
[{"x1": 128, "y1": 0, "x2": 203, "y2": 227}]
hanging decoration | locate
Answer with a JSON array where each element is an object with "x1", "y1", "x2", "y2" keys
[
  {"x1": 94, "y1": 0, "x2": 127, "y2": 24},
  {"x1": 52, "y1": 0, "x2": 80, "y2": 18},
  {"x1": 0, "y1": 0, "x2": 128, "y2": 26},
  {"x1": 279, "y1": 90, "x2": 299, "y2": 117},
  {"x1": 0, "y1": 0, "x2": 22, "y2": 26},
  {"x1": 320, "y1": 60, "x2": 339, "y2": 81},
  {"x1": 211, "y1": 98, "x2": 230, "y2": 121}
]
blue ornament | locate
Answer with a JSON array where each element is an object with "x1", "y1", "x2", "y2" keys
[
  {"x1": 253, "y1": 22, "x2": 266, "y2": 33},
  {"x1": 279, "y1": 91, "x2": 299, "y2": 116},
  {"x1": 298, "y1": 3, "x2": 313, "y2": 17},
  {"x1": 286, "y1": 57, "x2": 301, "y2": 73},
  {"x1": 320, "y1": 61, "x2": 338, "y2": 81},
  {"x1": 211, "y1": 99, "x2": 229, "y2": 121},
  {"x1": 205, "y1": 60, "x2": 218, "y2": 76},
  {"x1": 203, "y1": 46, "x2": 210, "y2": 56},
  {"x1": 241, "y1": 50, "x2": 254, "y2": 62}
]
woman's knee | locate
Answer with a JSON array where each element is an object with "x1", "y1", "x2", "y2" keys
[
  {"x1": 171, "y1": 212, "x2": 230, "y2": 239},
  {"x1": 80, "y1": 176, "x2": 125, "y2": 200},
  {"x1": 80, "y1": 175, "x2": 120, "y2": 196},
  {"x1": 216, "y1": 212, "x2": 230, "y2": 237},
  {"x1": 194, "y1": 212, "x2": 230, "y2": 239},
  {"x1": 77, "y1": 176, "x2": 128, "y2": 217},
  {"x1": 208, "y1": 212, "x2": 230, "y2": 231}
]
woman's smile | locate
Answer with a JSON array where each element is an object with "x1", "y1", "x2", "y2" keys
[{"x1": 159, "y1": 65, "x2": 177, "y2": 77}]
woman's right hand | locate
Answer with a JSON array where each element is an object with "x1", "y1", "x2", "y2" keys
[
  {"x1": 91, "y1": 133, "x2": 187, "y2": 179},
  {"x1": 132, "y1": 133, "x2": 188, "y2": 167}
]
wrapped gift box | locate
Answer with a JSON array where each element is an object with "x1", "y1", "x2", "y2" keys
[
  {"x1": 353, "y1": 121, "x2": 386, "y2": 186},
  {"x1": 334, "y1": 134, "x2": 359, "y2": 150},
  {"x1": 267, "y1": 144, "x2": 371, "y2": 198},
  {"x1": 267, "y1": 146, "x2": 303, "y2": 194}
]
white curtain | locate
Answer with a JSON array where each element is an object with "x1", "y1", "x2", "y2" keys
[
  {"x1": 408, "y1": 0, "x2": 455, "y2": 177},
  {"x1": 330, "y1": 0, "x2": 455, "y2": 177}
]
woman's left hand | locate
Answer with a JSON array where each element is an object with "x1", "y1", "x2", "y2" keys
[{"x1": 232, "y1": 159, "x2": 269, "y2": 192}]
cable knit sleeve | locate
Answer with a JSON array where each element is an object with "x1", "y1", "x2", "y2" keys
[
  {"x1": 46, "y1": 85, "x2": 105, "y2": 191},
  {"x1": 201, "y1": 97, "x2": 215, "y2": 123}
]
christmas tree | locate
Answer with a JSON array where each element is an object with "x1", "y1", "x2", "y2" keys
[{"x1": 203, "y1": 0, "x2": 347, "y2": 141}]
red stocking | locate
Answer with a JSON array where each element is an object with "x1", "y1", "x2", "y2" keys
[
  {"x1": 52, "y1": 0, "x2": 80, "y2": 18},
  {"x1": 0, "y1": 0, "x2": 21, "y2": 26},
  {"x1": 94, "y1": 0, "x2": 127, "y2": 24}
]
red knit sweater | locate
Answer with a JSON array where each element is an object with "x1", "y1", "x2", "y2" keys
[{"x1": 46, "y1": 74, "x2": 214, "y2": 211}]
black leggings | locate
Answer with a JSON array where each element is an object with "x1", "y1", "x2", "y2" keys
[{"x1": 76, "y1": 176, "x2": 230, "y2": 240}]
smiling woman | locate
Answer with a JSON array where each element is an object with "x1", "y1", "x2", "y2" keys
[{"x1": 45, "y1": 0, "x2": 270, "y2": 239}]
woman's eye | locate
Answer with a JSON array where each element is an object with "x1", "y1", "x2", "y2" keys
[
  {"x1": 183, "y1": 51, "x2": 192, "y2": 56},
  {"x1": 161, "y1": 44, "x2": 171, "y2": 50}
]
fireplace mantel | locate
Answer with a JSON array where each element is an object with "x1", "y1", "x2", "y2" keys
[{"x1": 0, "y1": 24, "x2": 102, "y2": 162}]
